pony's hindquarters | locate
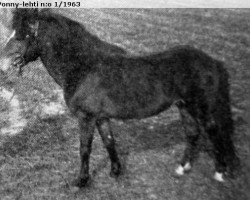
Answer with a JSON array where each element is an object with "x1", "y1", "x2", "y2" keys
[{"x1": 174, "y1": 53, "x2": 239, "y2": 181}]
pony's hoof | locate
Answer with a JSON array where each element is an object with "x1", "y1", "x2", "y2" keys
[
  {"x1": 110, "y1": 162, "x2": 121, "y2": 178},
  {"x1": 175, "y1": 162, "x2": 191, "y2": 176},
  {"x1": 72, "y1": 177, "x2": 90, "y2": 188},
  {"x1": 214, "y1": 172, "x2": 225, "y2": 182}
]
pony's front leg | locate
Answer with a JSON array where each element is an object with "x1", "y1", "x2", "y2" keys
[
  {"x1": 74, "y1": 112, "x2": 95, "y2": 188},
  {"x1": 96, "y1": 118, "x2": 121, "y2": 177}
]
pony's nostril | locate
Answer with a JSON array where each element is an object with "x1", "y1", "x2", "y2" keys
[{"x1": 11, "y1": 54, "x2": 24, "y2": 66}]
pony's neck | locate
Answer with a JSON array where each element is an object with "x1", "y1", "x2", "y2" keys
[{"x1": 37, "y1": 14, "x2": 98, "y2": 88}]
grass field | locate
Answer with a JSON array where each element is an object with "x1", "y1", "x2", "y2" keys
[{"x1": 0, "y1": 9, "x2": 250, "y2": 200}]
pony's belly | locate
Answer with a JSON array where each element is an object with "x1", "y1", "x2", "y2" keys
[
  {"x1": 113, "y1": 101, "x2": 173, "y2": 119},
  {"x1": 103, "y1": 92, "x2": 174, "y2": 119},
  {"x1": 68, "y1": 73, "x2": 175, "y2": 120}
]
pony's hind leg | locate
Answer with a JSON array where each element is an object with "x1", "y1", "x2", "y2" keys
[
  {"x1": 96, "y1": 118, "x2": 121, "y2": 177},
  {"x1": 205, "y1": 119, "x2": 227, "y2": 182},
  {"x1": 176, "y1": 105, "x2": 201, "y2": 176},
  {"x1": 205, "y1": 107, "x2": 239, "y2": 182},
  {"x1": 74, "y1": 112, "x2": 95, "y2": 188}
]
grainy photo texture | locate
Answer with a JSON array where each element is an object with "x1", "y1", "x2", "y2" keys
[{"x1": 0, "y1": 8, "x2": 249, "y2": 200}]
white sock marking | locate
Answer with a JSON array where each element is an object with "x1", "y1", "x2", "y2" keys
[
  {"x1": 183, "y1": 162, "x2": 191, "y2": 171},
  {"x1": 175, "y1": 162, "x2": 191, "y2": 176},
  {"x1": 214, "y1": 172, "x2": 225, "y2": 182},
  {"x1": 175, "y1": 165, "x2": 185, "y2": 175}
]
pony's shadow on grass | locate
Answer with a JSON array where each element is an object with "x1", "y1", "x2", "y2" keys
[
  {"x1": 102, "y1": 112, "x2": 214, "y2": 180},
  {"x1": 113, "y1": 119, "x2": 185, "y2": 154},
  {"x1": 0, "y1": 115, "x2": 69, "y2": 157},
  {"x1": 86, "y1": 109, "x2": 186, "y2": 182},
  {"x1": 103, "y1": 116, "x2": 187, "y2": 177}
]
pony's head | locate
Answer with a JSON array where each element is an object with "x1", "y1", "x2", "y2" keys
[
  {"x1": 12, "y1": 8, "x2": 39, "y2": 40},
  {"x1": 0, "y1": 8, "x2": 39, "y2": 73}
]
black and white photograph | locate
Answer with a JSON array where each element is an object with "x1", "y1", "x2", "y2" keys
[{"x1": 0, "y1": 1, "x2": 249, "y2": 199}]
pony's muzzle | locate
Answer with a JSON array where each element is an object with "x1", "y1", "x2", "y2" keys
[{"x1": 12, "y1": 54, "x2": 24, "y2": 67}]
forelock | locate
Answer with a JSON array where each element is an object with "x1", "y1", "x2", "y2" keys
[{"x1": 12, "y1": 9, "x2": 39, "y2": 30}]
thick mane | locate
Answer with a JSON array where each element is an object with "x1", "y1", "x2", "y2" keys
[
  {"x1": 37, "y1": 9, "x2": 126, "y2": 55},
  {"x1": 38, "y1": 9, "x2": 72, "y2": 34}
]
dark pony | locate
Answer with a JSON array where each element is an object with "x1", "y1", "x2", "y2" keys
[{"x1": 3, "y1": 9, "x2": 239, "y2": 187}]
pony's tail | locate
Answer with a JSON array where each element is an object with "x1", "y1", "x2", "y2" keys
[
  {"x1": 216, "y1": 61, "x2": 234, "y2": 136},
  {"x1": 212, "y1": 61, "x2": 240, "y2": 174}
]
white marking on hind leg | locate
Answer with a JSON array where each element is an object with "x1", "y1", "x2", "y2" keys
[
  {"x1": 214, "y1": 172, "x2": 225, "y2": 182},
  {"x1": 183, "y1": 162, "x2": 191, "y2": 171},
  {"x1": 175, "y1": 165, "x2": 185, "y2": 175},
  {"x1": 175, "y1": 162, "x2": 191, "y2": 176}
]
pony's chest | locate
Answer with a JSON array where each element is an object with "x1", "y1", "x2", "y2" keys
[{"x1": 66, "y1": 73, "x2": 110, "y2": 116}]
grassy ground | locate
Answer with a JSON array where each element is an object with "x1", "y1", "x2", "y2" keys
[{"x1": 0, "y1": 9, "x2": 250, "y2": 200}]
